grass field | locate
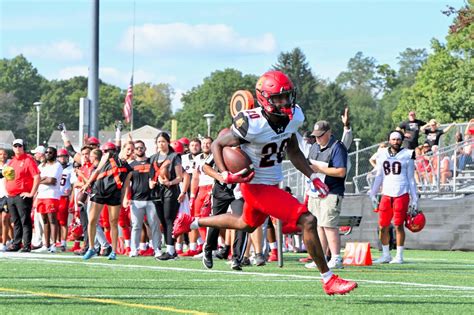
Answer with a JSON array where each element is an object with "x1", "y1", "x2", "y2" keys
[{"x1": 1, "y1": 249, "x2": 473, "y2": 314}]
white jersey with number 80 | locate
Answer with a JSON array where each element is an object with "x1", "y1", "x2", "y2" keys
[
  {"x1": 375, "y1": 148, "x2": 415, "y2": 197},
  {"x1": 231, "y1": 106, "x2": 304, "y2": 185}
]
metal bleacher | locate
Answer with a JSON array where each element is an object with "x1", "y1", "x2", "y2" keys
[{"x1": 282, "y1": 122, "x2": 474, "y2": 200}]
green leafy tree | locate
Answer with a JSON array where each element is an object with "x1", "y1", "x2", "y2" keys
[
  {"x1": 305, "y1": 82, "x2": 347, "y2": 138},
  {"x1": 132, "y1": 82, "x2": 173, "y2": 130},
  {"x1": 174, "y1": 69, "x2": 257, "y2": 138},
  {"x1": 396, "y1": 48, "x2": 428, "y2": 87},
  {"x1": 0, "y1": 55, "x2": 47, "y2": 142},
  {"x1": 336, "y1": 52, "x2": 379, "y2": 95},
  {"x1": 394, "y1": 4, "x2": 474, "y2": 124}
]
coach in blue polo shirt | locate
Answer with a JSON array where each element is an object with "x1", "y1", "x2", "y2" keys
[{"x1": 305, "y1": 120, "x2": 348, "y2": 270}]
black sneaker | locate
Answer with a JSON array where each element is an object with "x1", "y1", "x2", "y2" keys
[
  {"x1": 20, "y1": 247, "x2": 31, "y2": 253},
  {"x1": 101, "y1": 246, "x2": 112, "y2": 257},
  {"x1": 215, "y1": 245, "x2": 230, "y2": 260},
  {"x1": 156, "y1": 252, "x2": 177, "y2": 261},
  {"x1": 255, "y1": 253, "x2": 266, "y2": 266},
  {"x1": 242, "y1": 257, "x2": 251, "y2": 266},
  {"x1": 202, "y1": 249, "x2": 213, "y2": 269},
  {"x1": 6, "y1": 245, "x2": 20, "y2": 252},
  {"x1": 231, "y1": 259, "x2": 242, "y2": 271}
]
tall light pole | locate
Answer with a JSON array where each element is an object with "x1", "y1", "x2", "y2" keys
[
  {"x1": 33, "y1": 101, "x2": 42, "y2": 147},
  {"x1": 203, "y1": 113, "x2": 215, "y2": 137},
  {"x1": 354, "y1": 138, "x2": 361, "y2": 178}
]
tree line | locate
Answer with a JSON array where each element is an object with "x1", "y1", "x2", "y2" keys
[{"x1": 1, "y1": 4, "x2": 472, "y2": 149}]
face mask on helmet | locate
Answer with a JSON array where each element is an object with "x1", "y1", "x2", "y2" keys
[{"x1": 256, "y1": 71, "x2": 296, "y2": 120}]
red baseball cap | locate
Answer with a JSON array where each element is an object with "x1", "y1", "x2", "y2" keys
[
  {"x1": 178, "y1": 137, "x2": 190, "y2": 146},
  {"x1": 87, "y1": 136, "x2": 100, "y2": 145}
]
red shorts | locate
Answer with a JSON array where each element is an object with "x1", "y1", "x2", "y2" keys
[
  {"x1": 240, "y1": 183, "x2": 308, "y2": 230},
  {"x1": 57, "y1": 196, "x2": 70, "y2": 226},
  {"x1": 378, "y1": 193, "x2": 410, "y2": 227},
  {"x1": 194, "y1": 185, "x2": 213, "y2": 218},
  {"x1": 99, "y1": 205, "x2": 110, "y2": 229},
  {"x1": 37, "y1": 198, "x2": 59, "y2": 214},
  {"x1": 118, "y1": 206, "x2": 131, "y2": 227}
]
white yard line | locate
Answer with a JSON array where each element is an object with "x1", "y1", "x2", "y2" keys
[
  {"x1": 1, "y1": 293, "x2": 473, "y2": 299},
  {"x1": 2, "y1": 254, "x2": 474, "y2": 291}
]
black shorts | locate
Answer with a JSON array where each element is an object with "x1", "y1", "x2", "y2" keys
[
  {"x1": 0, "y1": 197, "x2": 8, "y2": 213},
  {"x1": 90, "y1": 191, "x2": 121, "y2": 206}
]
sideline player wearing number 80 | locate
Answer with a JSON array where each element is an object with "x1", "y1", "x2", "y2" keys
[
  {"x1": 369, "y1": 130, "x2": 418, "y2": 264},
  {"x1": 173, "y1": 70, "x2": 357, "y2": 295}
]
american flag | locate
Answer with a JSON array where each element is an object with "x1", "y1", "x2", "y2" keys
[{"x1": 123, "y1": 76, "x2": 133, "y2": 124}]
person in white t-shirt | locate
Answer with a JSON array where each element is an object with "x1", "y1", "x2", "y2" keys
[{"x1": 33, "y1": 147, "x2": 63, "y2": 253}]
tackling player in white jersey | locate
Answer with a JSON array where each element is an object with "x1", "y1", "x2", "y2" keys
[
  {"x1": 174, "y1": 70, "x2": 357, "y2": 295},
  {"x1": 369, "y1": 130, "x2": 419, "y2": 264}
]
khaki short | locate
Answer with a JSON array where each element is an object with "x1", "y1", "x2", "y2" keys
[{"x1": 308, "y1": 194, "x2": 342, "y2": 228}]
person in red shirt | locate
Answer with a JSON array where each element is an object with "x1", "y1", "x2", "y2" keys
[{"x1": 5, "y1": 139, "x2": 40, "y2": 252}]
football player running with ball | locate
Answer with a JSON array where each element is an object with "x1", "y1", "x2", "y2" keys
[{"x1": 174, "y1": 70, "x2": 357, "y2": 295}]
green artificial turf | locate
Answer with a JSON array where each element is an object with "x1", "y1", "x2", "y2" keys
[{"x1": 0, "y1": 249, "x2": 473, "y2": 314}]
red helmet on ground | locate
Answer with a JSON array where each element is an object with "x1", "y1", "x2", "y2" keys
[
  {"x1": 255, "y1": 70, "x2": 296, "y2": 119},
  {"x1": 405, "y1": 211, "x2": 426, "y2": 233},
  {"x1": 87, "y1": 136, "x2": 100, "y2": 145},
  {"x1": 57, "y1": 148, "x2": 68, "y2": 157},
  {"x1": 100, "y1": 142, "x2": 116, "y2": 152},
  {"x1": 178, "y1": 137, "x2": 190, "y2": 146},
  {"x1": 170, "y1": 140, "x2": 184, "y2": 154}
]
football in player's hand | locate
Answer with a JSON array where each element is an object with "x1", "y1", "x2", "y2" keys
[{"x1": 223, "y1": 147, "x2": 253, "y2": 174}]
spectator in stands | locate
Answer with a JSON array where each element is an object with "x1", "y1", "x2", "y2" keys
[
  {"x1": 397, "y1": 111, "x2": 426, "y2": 149},
  {"x1": 369, "y1": 142, "x2": 388, "y2": 169},
  {"x1": 415, "y1": 143, "x2": 433, "y2": 186},
  {"x1": 421, "y1": 119, "x2": 456, "y2": 147},
  {"x1": 5, "y1": 139, "x2": 40, "y2": 252},
  {"x1": 306, "y1": 120, "x2": 348, "y2": 270},
  {"x1": 0, "y1": 149, "x2": 12, "y2": 251},
  {"x1": 367, "y1": 142, "x2": 388, "y2": 187}
]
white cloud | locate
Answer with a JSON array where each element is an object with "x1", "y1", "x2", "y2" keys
[
  {"x1": 119, "y1": 23, "x2": 276, "y2": 55},
  {"x1": 9, "y1": 41, "x2": 83, "y2": 61}
]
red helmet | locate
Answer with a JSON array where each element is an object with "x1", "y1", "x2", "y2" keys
[
  {"x1": 405, "y1": 211, "x2": 426, "y2": 233},
  {"x1": 100, "y1": 142, "x2": 116, "y2": 152},
  {"x1": 87, "y1": 136, "x2": 100, "y2": 145},
  {"x1": 178, "y1": 137, "x2": 190, "y2": 146},
  {"x1": 170, "y1": 140, "x2": 184, "y2": 154},
  {"x1": 57, "y1": 148, "x2": 68, "y2": 157},
  {"x1": 255, "y1": 70, "x2": 296, "y2": 119},
  {"x1": 70, "y1": 220, "x2": 83, "y2": 240}
]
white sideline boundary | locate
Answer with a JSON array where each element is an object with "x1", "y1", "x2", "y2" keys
[
  {"x1": 1, "y1": 293, "x2": 474, "y2": 299},
  {"x1": 1, "y1": 253, "x2": 474, "y2": 292}
]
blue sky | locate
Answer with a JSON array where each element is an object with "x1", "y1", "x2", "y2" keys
[{"x1": 1, "y1": 0, "x2": 464, "y2": 112}]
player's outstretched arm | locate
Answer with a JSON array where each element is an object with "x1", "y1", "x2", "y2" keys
[{"x1": 287, "y1": 134, "x2": 314, "y2": 178}]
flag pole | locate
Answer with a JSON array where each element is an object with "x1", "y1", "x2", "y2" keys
[{"x1": 130, "y1": 0, "x2": 136, "y2": 132}]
